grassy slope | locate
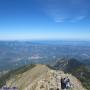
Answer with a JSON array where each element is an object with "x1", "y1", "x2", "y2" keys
[
  {"x1": 0, "y1": 64, "x2": 36, "y2": 88},
  {"x1": 70, "y1": 66, "x2": 90, "y2": 90},
  {"x1": 6, "y1": 64, "x2": 49, "y2": 90}
]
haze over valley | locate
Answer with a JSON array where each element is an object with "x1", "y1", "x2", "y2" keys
[{"x1": 0, "y1": 41, "x2": 90, "y2": 71}]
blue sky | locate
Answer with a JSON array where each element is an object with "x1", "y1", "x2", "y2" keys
[{"x1": 0, "y1": 0, "x2": 90, "y2": 40}]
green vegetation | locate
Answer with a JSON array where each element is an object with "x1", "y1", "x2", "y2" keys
[
  {"x1": 0, "y1": 64, "x2": 36, "y2": 88},
  {"x1": 70, "y1": 66, "x2": 90, "y2": 90},
  {"x1": 53, "y1": 58, "x2": 90, "y2": 90}
]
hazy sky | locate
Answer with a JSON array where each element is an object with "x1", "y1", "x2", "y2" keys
[{"x1": 0, "y1": 0, "x2": 90, "y2": 40}]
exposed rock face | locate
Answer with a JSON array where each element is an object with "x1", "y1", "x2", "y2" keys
[{"x1": 5, "y1": 65, "x2": 86, "y2": 90}]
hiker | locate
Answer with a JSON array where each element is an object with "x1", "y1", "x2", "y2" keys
[
  {"x1": 61, "y1": 77, "x2": 66, "y2": 90},
  {"x1": 65, "y1": 77, "x2": 71, "y2": 89}
]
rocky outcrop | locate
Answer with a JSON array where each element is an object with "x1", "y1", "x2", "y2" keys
[{"x1": 5, "y1": 65, "x2": 86, "y2": 90}]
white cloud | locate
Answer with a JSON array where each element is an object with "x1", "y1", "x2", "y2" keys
[
  {"x1": 76, "y1": 16, "x2": 86, "y2": 20},
  {"x1": 70, "y1": 15, "x2": 86, "y2": 22},
  {"x1": 54, "y1": 17, "x2": 65, "y2": 22},
  {"x1": 38, "y1": 0, "x2": 89, "y2": 23}
]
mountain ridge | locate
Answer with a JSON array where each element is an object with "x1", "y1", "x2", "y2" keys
[{"x1": 1, "y1": 64, "x2": 86, "y2": 90}]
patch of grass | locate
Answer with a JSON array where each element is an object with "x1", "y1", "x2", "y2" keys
[
  {"x1": 0, "y1": 64, "x2": 36, "y2": 88},
  {"x1": 70, "y1": 66, "x2": 90, "y2": 90}
]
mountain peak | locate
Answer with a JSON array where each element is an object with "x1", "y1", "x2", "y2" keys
[{"x1": 1, "y1": 64, "x2": 86, "y2": 90}]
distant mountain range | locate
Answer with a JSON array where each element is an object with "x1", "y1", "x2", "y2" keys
[
  {"x1": 0, "y1": 41, "x2": 90, "y2": 71},
  {"x1": 54, "y1": 58, "x2": 84, "y2": 72}
]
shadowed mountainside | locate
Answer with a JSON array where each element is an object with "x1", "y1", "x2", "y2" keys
[{"x1": 53, "y1": 59, "x2": 90, "y2": 90}]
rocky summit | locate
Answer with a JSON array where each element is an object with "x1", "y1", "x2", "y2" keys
[{"x1": 3, "y1": 65, "x2": 86, "y2": 90}]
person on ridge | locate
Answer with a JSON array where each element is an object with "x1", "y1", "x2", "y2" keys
[{"x1": 61, "y1": 77, "x2": 66, "y2": 90}]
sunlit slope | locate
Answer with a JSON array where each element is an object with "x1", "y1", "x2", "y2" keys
[{"x1": 6, "y1": 65, "x2": 86, "y2": 90}]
